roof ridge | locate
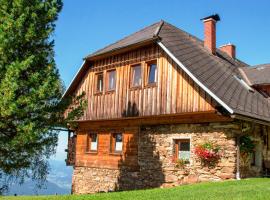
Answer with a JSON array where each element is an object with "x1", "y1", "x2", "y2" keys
[
  {"x1": 154, "y1": 20, "x2": 164, "y2": 37},
  {"x1": 161, "y1": 21, "x2": 204, "y2": 43},
  {"x1": 85, "y1": 21, "x2": 161, "y2": 59}
]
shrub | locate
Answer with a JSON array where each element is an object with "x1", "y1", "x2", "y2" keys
[{"x1": 240, "y1": 136, "x2": 255, "y2": 154}]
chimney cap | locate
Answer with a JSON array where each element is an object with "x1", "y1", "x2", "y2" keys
[{"x1": 201, "y1": 14, "x2": 220, "y2": 22}]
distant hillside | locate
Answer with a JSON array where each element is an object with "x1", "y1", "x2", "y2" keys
[
  {"x1": 47, "y1": 160, "x2": 73, "y2": 190},
  {"x1": 7, "y1": 180, "x2": 70, "y2": 196},
  {"x1": 5, "y1": 160, "x2": 72, "y2": 196},
  {"x1": 3, "y1": 179, "x2": 270, "y2": 200}
]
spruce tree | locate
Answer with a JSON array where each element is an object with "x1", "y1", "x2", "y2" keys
[{"x1": 0, "y1": 0, "x2": 84, "y2": 193}]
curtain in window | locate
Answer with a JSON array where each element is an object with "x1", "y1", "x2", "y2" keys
[
  {"x1": 90, "y1": 134, "x2": 97, "y2": 151},
  {"x1": 108, "y1": 70, "x2": 116, "y2": 90},
  {"x1": 115, "y1": 133, "x2": 122, "y2": 151},
  {"x1": 132, "y1": 65, "x2": 141, "y2": 86},
  {"x1": 179, "y1": 141, "x2": 190, "y2": 160},
  {"x1": 148, "y1": 64, "x2": 157, "y2": 83},
  {"x1": 97, "y1": 74, "x2": 103, "y2": 92}
]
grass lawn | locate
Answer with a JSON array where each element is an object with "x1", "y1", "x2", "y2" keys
[{"x1": 2, "y1": 178, "x2": 270, "y2": 200}]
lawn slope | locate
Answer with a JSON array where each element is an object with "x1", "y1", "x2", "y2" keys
[{"x1": 3, "y1": 178, "x2": 270, "y2": 200}]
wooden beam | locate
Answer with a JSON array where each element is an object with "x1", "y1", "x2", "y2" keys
[{"x1": 76, "y1": 111, "x2": 232, "y2": 130}]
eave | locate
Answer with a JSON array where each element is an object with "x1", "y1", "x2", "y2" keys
[{"x1": 62, "y1": 38, "x2": 159, "y2": 99}]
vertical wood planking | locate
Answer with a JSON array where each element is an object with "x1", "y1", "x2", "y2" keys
[{"x1": 72, "y1": 44, "x2": 216, "y2": 120}]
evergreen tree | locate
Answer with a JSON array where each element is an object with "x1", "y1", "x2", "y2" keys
[{"x1": 0, "y1": 0, "x2": 84, "y2": 193}]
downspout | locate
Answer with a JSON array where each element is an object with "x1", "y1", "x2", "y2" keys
[
  {"x1": 236, "y1": 135, "x2": 241, "y2": 180},
  {"x1": 235, "y1": 122, "x2": 253, "y2": 180}
]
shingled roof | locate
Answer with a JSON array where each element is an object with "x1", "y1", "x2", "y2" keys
[
  {"x1": 65, "y1": 20, "x2": 270, "y2": 122},
  {"x1": 240, "y1": 64, "x2": 270, "y2": 86}
]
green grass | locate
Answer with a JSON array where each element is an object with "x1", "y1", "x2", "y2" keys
[{"x1": 2, "y1": 178, "x2": 270, "y2": 200}]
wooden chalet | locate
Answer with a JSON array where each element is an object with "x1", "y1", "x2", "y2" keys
[{"x1": 64, "y1": 14, "x2": 270, "y2": 194}]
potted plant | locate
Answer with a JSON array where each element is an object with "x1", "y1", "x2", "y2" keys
[{"x1": 175, "y1": 158, "x2": 190, "y2": 169}]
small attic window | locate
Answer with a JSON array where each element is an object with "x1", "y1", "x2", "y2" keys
[{"x1": 233, "y1": 75, "x2": 255, "y2": 92}]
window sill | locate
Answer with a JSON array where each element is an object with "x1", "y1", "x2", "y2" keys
[
  {"x1": 130, "y1": 86, "x2": 142, "y2": 90},
  {"x1": 144, "y1": 83, "x2": 157, "y2": 88},
  {"x1": 94, "y1": 92, "x2": 103, "y2": 96},
  {"x1": 85, "y1": 151, "x2": 98, "y2": 155},
  {"x1": 109, "y1": 152, "x2": 122, "y2": 156},
  {"x1": 105, "y1": 90, "x2": 115, "y2": 94}
]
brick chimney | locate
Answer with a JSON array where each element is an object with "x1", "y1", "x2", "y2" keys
[
  {"x1": 201, "y1": 14, "x2": 220, "y2": 54},
  {"x1": 219, "y1": 44, "x2": 236, "y2": 59}
]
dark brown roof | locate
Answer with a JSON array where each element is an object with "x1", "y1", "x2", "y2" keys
[
  {"x1": 85, "y1": 21, "x2": 162, "y2": 59},
  {"x1": 64, "y1": 20, "x2": 270, "y2": 122},
  {"x1": 240, "y1": 64, "x2": 270, "y2": 86}
]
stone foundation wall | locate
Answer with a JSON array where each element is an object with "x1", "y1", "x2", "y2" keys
[
  {"x1": 72, "y1": 167, "x2": 119, "y2": 194},
  {"x1": 138, "y1": 123, "x2": 237, "y2": 188},
  {"x1": 240, "y1": 124, "x2": 270, "y2": 177},
  {"x1": 71, "y1": 122, "x2": 270, "y2": 194}
]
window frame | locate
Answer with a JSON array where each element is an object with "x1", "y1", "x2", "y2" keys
[
  {"x1": 145, "y1": 60, "x2": 158, "y2": 86},
  {"x1": 130, "y1": 64, "x2": 142, "y2": 88},
  {"x1": 106, "y1": 69, "x2": 116, "y2": 92},
  {"x1": 110, "y1": 133, "x2": 123, "y2": 154},
  {"x1": 174, "y1": 139, "x2": 191, "y2": 162},
  {"x1": 95, "y1": 72, "x2": 104, "y2": 94},
  {"x1": 86, "y1": 133, "x2": 98, "y2": 153}
]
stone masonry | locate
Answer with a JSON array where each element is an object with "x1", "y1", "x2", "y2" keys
[{"x1": 72, "y1": 122, "x2": 269, "y2": 194}]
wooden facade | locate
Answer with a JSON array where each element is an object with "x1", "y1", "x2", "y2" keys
[
  {"x1": 74, "y1": 44, "x2": 217, "y2": 121},
  {"x1": 74, "y1": 128, "x2": 138, "y2": 169},
  {"x1": 65, "y1": 44, "x2": 231, "y2": 168},
  {"x1": 69, "y1": 111, "x2": 232, "y2": 168}
]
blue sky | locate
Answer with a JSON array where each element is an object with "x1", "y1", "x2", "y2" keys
[{"x1": 52, "y1": 0, "x2": 270, "y2": 160}]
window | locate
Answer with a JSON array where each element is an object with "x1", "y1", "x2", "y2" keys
[
  {"x1": 174, "y1": 139, "x2": 190, "y2": 161},
  {"x1": 131, "y1": 65, "x2": 142, "y2": 87},
  {"x1": 111, "y1": 133, "x2": 123, "y2": 153},
  {"x1": 87, "y1": 133, "x2": 98, "y2": 152},
  {"x1": 107, "y1": 70, "x2": 116, "y2": 91},
  {"x1": 96, "y1": 73, "x2": 103, "y2": 93},
  {"x1": 147, "y1": 62, "x2": 157, "y2": 84}
]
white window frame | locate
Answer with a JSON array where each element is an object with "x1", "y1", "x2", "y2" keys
[
  {"x1": 107, "y1": 69, "x2": 116, "y2": 91},
  {"x1": 114, "y1": 133, "x2": 123, "y2": 152},
  {"x1": 147, "y1": 62, "x2": 157, "y2": 84},
  {"x1": 89, "y1": 133, "x2": 98, "y2": 152},
  {"x1": 172, "y1": 136, "x2": 192, "y2": 165},
  {"x1": 131, "y1": 64, "x2": 142, "y2": 87}
]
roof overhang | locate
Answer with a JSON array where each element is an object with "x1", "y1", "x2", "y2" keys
[
  {"x1": 157, "y1": 41, "x2": 234, "y2": 115},
  {"x1": 85, "y1": 37, "x2": 159, "y2": 61},
  {"x1": 231, "y1": 114, "x2": 270, "y2": 126},
  {"x1": 62, "y1": 60, "x2": 86, "y2": 99},
  {"x1": 63, "y1": 38, "x2": 159, "y2": 98}
]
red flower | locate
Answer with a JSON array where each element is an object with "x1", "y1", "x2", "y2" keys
[{"x1": 194, "y1": 145, "x2": 221, "y2": 166}]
